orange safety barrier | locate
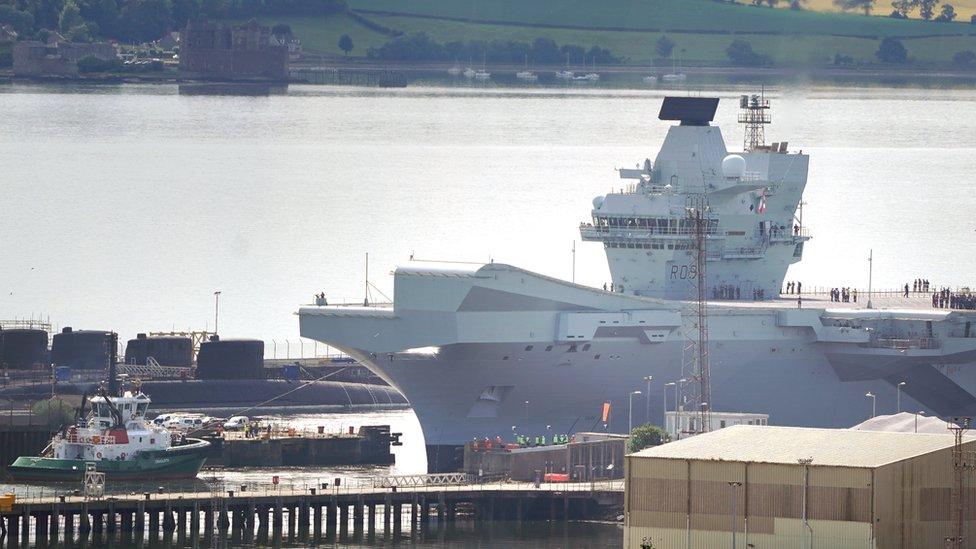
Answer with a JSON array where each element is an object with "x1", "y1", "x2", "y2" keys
[
  {"x1": 543, "y1": 473, "x2": 570, "y2": 483},
  {"x1": 0, "y1": 493, "x2": 14, "y2": 512}
]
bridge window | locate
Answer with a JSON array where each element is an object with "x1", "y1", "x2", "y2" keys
[{"x1": 525, "y1": 345, "x2": 533, "y2": 351}]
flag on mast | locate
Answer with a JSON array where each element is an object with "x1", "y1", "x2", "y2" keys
[{"x1": 757, "y1": 191, "x2": 767, "y2": 214}]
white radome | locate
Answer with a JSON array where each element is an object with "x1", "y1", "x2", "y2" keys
[{"x1": 722, "y1": 154, "x2": 747, "y2": 178}]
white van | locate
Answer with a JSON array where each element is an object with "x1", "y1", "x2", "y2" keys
[
  {"x1": 164, "y1": 416, "x2": 205, "y2": 431},
  {"x1": 223, "y1": 416, "x2": 249, "y2": 431}
]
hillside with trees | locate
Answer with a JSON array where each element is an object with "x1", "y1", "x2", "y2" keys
[
  {"x1": 2, "y1": 0, "x2": 975, "y2": 68},
  {"x1": 0, "y1": 0, "x2": 346, "y2": 42}
]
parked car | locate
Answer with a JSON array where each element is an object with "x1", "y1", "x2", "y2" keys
[
  {"x1": 164, "y1": 416, "x2": 205, "y2": 431},
  {"x1": 223, "y1": 416, "x2": 250, "y2": 431}
]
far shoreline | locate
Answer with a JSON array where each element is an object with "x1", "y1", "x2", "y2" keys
[{"x1": 2, "y1": 57, "x2": 975, "y2": 89}]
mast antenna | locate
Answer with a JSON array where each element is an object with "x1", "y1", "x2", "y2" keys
[
  {"x1": 681, "y1": 195, "x2": 711, "y2": 435},
  {"x1": 738, "y1": 88, "x2": 771, "y2": 151}
]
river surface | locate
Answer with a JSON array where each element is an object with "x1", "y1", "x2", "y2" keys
[{"x1": 1, "y1": 82, "x2": 975, "y2": 348}]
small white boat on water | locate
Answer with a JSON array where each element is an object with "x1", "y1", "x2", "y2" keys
[
  {"x1": 516, "y1": 54, "x2": 538, "y2": 82},
  {"x1": 462, "y1": 67, "x2": 477, "y2": 79},
  {"x1": 642, "y1": 75, "x2": 659, "y2": 85},
  {"x1": 447, "y1": 64, "x2": 462, "y2": 76},
  {"x1": 555, "y1": 70, "x2": 574, "y2": 80},
  {"x1": 473, "y1": 69, "x2": 491, "y2": 81},
  {"x1": 662, "y1": 51, "x2": 687, "y2": 82}
]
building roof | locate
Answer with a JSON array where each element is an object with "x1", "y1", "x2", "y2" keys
[
  {"x1": 850, "y1": 411, "x2": 950, "y2": 435},
  {"x1": 631, "y1": 424, "x2": 969, "y2": 468}
]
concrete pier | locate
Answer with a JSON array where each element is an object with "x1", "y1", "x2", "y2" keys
[{"x1": 2, "y1": 480, "x2": 623, "y2": 545}]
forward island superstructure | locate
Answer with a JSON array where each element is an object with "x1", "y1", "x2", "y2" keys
[{"x1": 299, "y1": 96, "x2": 976, "y2": 448}]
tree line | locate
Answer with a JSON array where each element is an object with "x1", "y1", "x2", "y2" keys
[
  {"x1": 0, "y1": 0, "x2": 346, "y2": 43},
  {"x1": 366, "y1": 32, "x2": 622, "y2": 65},
  {"x1": 832, "y1": 0, "x2": 972, "y2": 21}
]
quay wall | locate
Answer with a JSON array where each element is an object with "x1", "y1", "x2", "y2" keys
[
  {"x1": 0, "y1": 427, "x2": 54, "y2": 474},
  {"x1": 0, "y1": 482, "x2": 624, "y2": 545}
]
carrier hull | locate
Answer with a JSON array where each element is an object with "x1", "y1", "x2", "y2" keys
[{"x1": 300, "y1": 263, "x2": 976, "y2": 446}]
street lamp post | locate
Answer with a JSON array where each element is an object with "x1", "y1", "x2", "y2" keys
[
  {"x1": 897, "y1": 381, "x2": 907, "y2": 413},
  {"x1": 673, "y1": 379, "x2": 686, "y2": 439},
  {"x1": 865, "y1": 391, "x2": 876, "y2": 418},
  {"x1": 643, "y1": 375, "x2": 653, "y2": 425},
  {"x1": 867, "y1": 249, "x2": 874, "y2": 310},
  {"x1": 213, "y1": 291, "x2": 221, "y2": 335},
  {"x1": 915, "y1": 410, "x2": 925, "y2": 433},
  {"x1": 628, "y1": 391, "x2": 642, "y2": 434},
  {"x1": 664, "y1": 382, "x2": 676, "y2": 434}
]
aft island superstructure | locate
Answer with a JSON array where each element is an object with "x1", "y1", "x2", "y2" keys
[{"x1": 299, "y1": 96, "x2": 976, "y2": 448}]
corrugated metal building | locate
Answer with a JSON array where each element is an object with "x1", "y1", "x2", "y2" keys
[{"x1": 625, "y1": 425, "x2": 976, "y2": 548}]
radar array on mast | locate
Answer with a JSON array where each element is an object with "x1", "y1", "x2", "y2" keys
[{"x1": 738, "y1": 93, "x2": 771, "y2": 151}]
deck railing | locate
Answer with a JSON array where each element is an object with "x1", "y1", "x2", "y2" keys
[{"x1": 871, "y1": 337, "x2": 940, "y2": 350}]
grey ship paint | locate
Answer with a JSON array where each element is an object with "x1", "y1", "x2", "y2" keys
[{"x1": 299, "y1": 97, "x2": 976, "y2": 447}]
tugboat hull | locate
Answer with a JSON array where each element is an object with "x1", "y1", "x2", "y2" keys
[{"x1": 8, "y1": 439, "x2": 209, "y2": 482}]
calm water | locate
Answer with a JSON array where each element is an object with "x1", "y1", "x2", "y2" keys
[
  {"x1": 0, "y1": 519, "x2": 623, "y2": 548},
  {"x1": 1, "y1": 83, "x2": 975, "y2": 346}
]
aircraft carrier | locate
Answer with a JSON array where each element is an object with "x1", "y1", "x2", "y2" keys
[{"x1": 299, "y1": 96, "x2": 976, "y2": 449}]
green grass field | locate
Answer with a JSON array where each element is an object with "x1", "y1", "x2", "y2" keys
[
  {"x1": 347, "y1": 0, "x2": 976, "y2": 38},
  {"x1": 272, "y1": 10, "x2": 976, "y2": 65},
  {"x1": 244, "y1": 14, "x2": 393, "y2": 56}
]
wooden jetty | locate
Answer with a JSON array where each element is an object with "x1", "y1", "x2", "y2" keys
[{"x1": 0, "y1": 476, "x2": 623, "y2": 546}]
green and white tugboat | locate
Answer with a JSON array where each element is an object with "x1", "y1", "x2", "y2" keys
[{"x1": 8, "y1": 386, "x2": 210, "y2": 482}]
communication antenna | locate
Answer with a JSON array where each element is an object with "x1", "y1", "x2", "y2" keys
[
  {"x1": 571, "y1": 240, "x2": 576, "y2": 283},
  {"x1": 681, "y1": 195, "x2": 711, "y2": 435},
  {"x1": 738, "y1": 88, "x2": 771, "y2": 151}
]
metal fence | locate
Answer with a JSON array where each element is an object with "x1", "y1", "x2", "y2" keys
[{"x1": 5, "y1": 475, "x2": 625, "y2": 505}]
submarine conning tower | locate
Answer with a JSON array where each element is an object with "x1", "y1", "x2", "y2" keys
[{"x1": 580, "y1": 95, "x2": 812, "y2": 301}]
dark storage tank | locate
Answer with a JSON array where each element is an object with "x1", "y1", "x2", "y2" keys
[
  {"x1": 196, "y1": 336, "x2": 264, "y2": 380},
  {"x1": 0, "y1": 329, "x2": 48, "y2": 369},
  {"x1": 125, "y1": 334, "x2": 193, "y2": 367},
  {"x1": 51, "y1": 327, "x2": 116, "y2": 370}
]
